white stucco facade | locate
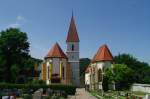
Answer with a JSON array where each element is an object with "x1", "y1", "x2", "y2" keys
[
  {"x1": 85, "y1": 61, "x2": 112, "y2": 90},
  {"x1": 85, "y1": 73, "x2": 90, "y2": 85},
  {"x1": 45, "y1": 57, "x2": 67, "y2": 85}
]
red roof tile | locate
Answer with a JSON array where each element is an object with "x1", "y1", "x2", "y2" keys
[
  {"x1": 66, "y1": 15, "x2": 79, "y2": 42},
  {"x1": 45, "y1": 43, "x2": 67, "y2": 59},
  {"x1": 92, "y1": 44, "x2": 113, "y2": 62}
]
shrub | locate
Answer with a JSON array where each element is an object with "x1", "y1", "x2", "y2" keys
[
  {"x1": 23, "y1": 94, "x2": 32, "y2": 99},
  {"x1": 44, "y1": 96, "x2": 51, "y2": 99},
  {"x1": 0, "y1": 83, "x2": 76, "y2": 95},
  {"x1": 102, "y1": 75, "x2": 108, "y2": 92}
]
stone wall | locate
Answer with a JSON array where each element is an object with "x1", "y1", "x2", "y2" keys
[{"x1": 131, "y1": 84, "x2": 150, "y2": 93}]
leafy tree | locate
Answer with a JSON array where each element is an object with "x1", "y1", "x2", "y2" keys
[
  {"x1": 102, "y1": 75, "x2": 109, "y2": 91},
  {"x1": 105, "y1": 64, "x2": 133, "y2": 90},
  {"x1": 11, "y1": 64, "x2": 20, "y2": 82},
  {"x1": 114, "y1": 53, "x2": 150, "y2": 84},
  {"x1": 0, "y1": 28, "x2": 30, "y2": 82},
  {"x1": 79, "y1": 58, "x2": 91, "y2": 87},
  {"x1": 80, "y1": 58, "x2": 91, "y2": 76}
]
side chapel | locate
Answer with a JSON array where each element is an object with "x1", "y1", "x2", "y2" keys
[{"x1": 85, "y1": 44, "x2": 114, "y2": 90}]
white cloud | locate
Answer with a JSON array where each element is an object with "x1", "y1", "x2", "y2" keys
[
  {"x1": 17, "y1": 15, "x2": 26, "y2": 22},
  {"x1": 7, "y1": 15, "x2": 27, "y2": 28},
  {"x1": 7, "y1": 22, "x2": 20, "y2": 28}
]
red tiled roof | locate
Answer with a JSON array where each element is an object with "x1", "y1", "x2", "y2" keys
[
  {"x1": 66, "y1": 15, "x2": 79, "y2": 42},
  {"x1": 45, "y1": 43, "x2": 67, "y2": 59},
  {"x1": 92, "y1": 44, "x2": 113, "y2": 62}
]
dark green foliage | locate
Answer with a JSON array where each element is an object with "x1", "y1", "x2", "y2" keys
[
  {"x1": 114, "y1": 53, "x2": 150, "y2": 84},
  {"x1": 0, "y1": 28, "x2": 42, "y2": 83},
  {"x1": 28, "y1": 79, "x2": 46, "y2": 85},
  {"x1": 23, "y1": 94, "x2": 33, "y2": 99},
  {"x1": 44, "y1": 96, "x2": 52, "y2": 99},
  {"x1": 80, "y1": 58, "x2": 91, "y2": 76},
  {"x1": 102, "y1": 75, "x2": 109, "y2": 92},
  {"x1": 79, "y1": 58, "x2": 91, "y2": 87},
  {"x1": 0, "y1": 28, "x2": 30, "y2": 82},
  {"x1": 0, "y1": 83, "x2": 76, "y2": 95}
]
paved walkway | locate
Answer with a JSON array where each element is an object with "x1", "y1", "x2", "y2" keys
[{"x1": 68, "y1": 88, "x2": 97, "y2": 99}]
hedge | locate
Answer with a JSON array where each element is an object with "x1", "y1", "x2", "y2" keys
[{"x1": 0, "y1": 83, "x2": 76, "y2": 95}]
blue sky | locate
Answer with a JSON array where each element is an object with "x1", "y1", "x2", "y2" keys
[{"x1": 0, "y1": 0, "x2": 150, "y2": 64}]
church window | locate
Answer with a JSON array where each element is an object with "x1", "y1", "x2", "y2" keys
[
  {"x1": 71, "y1": 44, "x2": 74, "y2": 51},
  {"x1": 48, "y1": 66, "x2": 49, "y2": 79},
  {"x1": 98, "y1": 69, "x2": 102, "y2": 82},
  {"x1": 62, "y1": 67, "x2": 65, "y2": 79}
]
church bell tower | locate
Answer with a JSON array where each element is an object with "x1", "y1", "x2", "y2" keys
[{"x1": 66, "y1": 14, "x2": 80, "y2": 86}]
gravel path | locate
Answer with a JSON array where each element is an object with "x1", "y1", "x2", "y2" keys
[{"x1": 68, "y1": 88, "x2": 97, "y2": 99}]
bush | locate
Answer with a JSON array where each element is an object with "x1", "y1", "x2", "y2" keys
[
  {"x1": 102, "y1": 75, "x2": 108, "y2": 92},
  {"x1": 30, "y1": 79, "x2": 46, "y2": 85},
  {"x1": 44, "y1": 96, "x2": 52, "y2": 99},
  {"x1": 23, "y1": 94, "x2": 32, "y2": 99},
  {"x1": 0, "y1": 83, "x2": 76, "y2": 95}
]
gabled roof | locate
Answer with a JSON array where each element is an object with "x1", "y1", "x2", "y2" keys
[
  {"x1": 92, "y1": 44, "x2": 113, "y2": 62},
  {"x1": 45, "y1": 43, "x2": 67, "y2": 59},
  {"x1": 66, "y1": 15, "x2": 79, "y2": 42}
]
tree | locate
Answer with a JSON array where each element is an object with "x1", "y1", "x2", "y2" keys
[
  {"x1": 0, "y1": 28, "x2": 30, "y2": 82},
  {"x1": 79, "y1": 58, "x2": 91, "y2": 87},
  {"x1": 80, "y1": 58, "x2": 91, "y2": 76},
  {"x1": 105, "y1": 64, "x2": 133, "y2": 90},
  {"x1": 114, "y1": 53, "x2": 150, "y2": 84}
]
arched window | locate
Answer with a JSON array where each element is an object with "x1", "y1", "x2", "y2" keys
[
  {"x1": 62, "y1": 67, "x2": 65, "y2": 79},
  {"x1": 71, "y1": 44, "x2": 74, "y2": 51},
  {"x1": 98, "y1": 69, "x2": 102, "y2": 82},
  {"x1": 48, "y1": 66, "x2": 49, "y2": 79}
]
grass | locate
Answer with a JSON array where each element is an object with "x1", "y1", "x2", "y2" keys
[
  {"x1": 132, "y1": 91, "x2": 148, "y2": 96},
  {"x1": 90, "y1": 90, "x2": 148, "y2": 99}
]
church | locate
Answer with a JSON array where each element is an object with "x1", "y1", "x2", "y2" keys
[
  {"x1": 85, "y1": 44, "x2": 114, "y2": 90},
  {"x1": 41, "y1": 15, "x2": 80, "y2": 86}
]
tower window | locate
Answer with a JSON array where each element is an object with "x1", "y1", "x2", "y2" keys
[{"x1": 71, "y1": 44, "x2": 74, "y2": 51}]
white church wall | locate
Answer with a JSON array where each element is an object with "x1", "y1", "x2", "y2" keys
[
  {"x1": 96, "y1": 61, "x2": 111, "y2": 71},
  {"x1": 52, "y1": 58, "x2": 60, "y2": 74},
  {"x1": 85, "y1": 73, "x2": 90, "y2": 85},
  {"x1": 66, "y1": 52, "x2": 79, "y2": 62},
  {"x1": 96, "y1": 62, "x2": 104, "y2": 70},
  {"x1": 131, "y1": 84, "x2": 150, "y2": 93}
]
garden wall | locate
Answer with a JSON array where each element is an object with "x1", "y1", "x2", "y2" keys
[{"x1": 131, "y1": 83, "x2": 150, "y2": 93}]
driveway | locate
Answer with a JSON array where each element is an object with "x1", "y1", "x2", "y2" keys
[{"x1": 68, "y1": 88, "x2": 97, "y2": 99}]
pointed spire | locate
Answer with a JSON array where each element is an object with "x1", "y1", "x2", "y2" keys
[
  {"x1": 66, "y1": 13, "x2": 79, "y2": 42},
  {"x1": 45, "y1": 42, "x2": 67, "y2": 59},
  {"x1": 72, "y1": 10, "x2": 74, "y2": 17},
  {"x1": 92, "y1": 44, "x2": 113, "y2": 62}
]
